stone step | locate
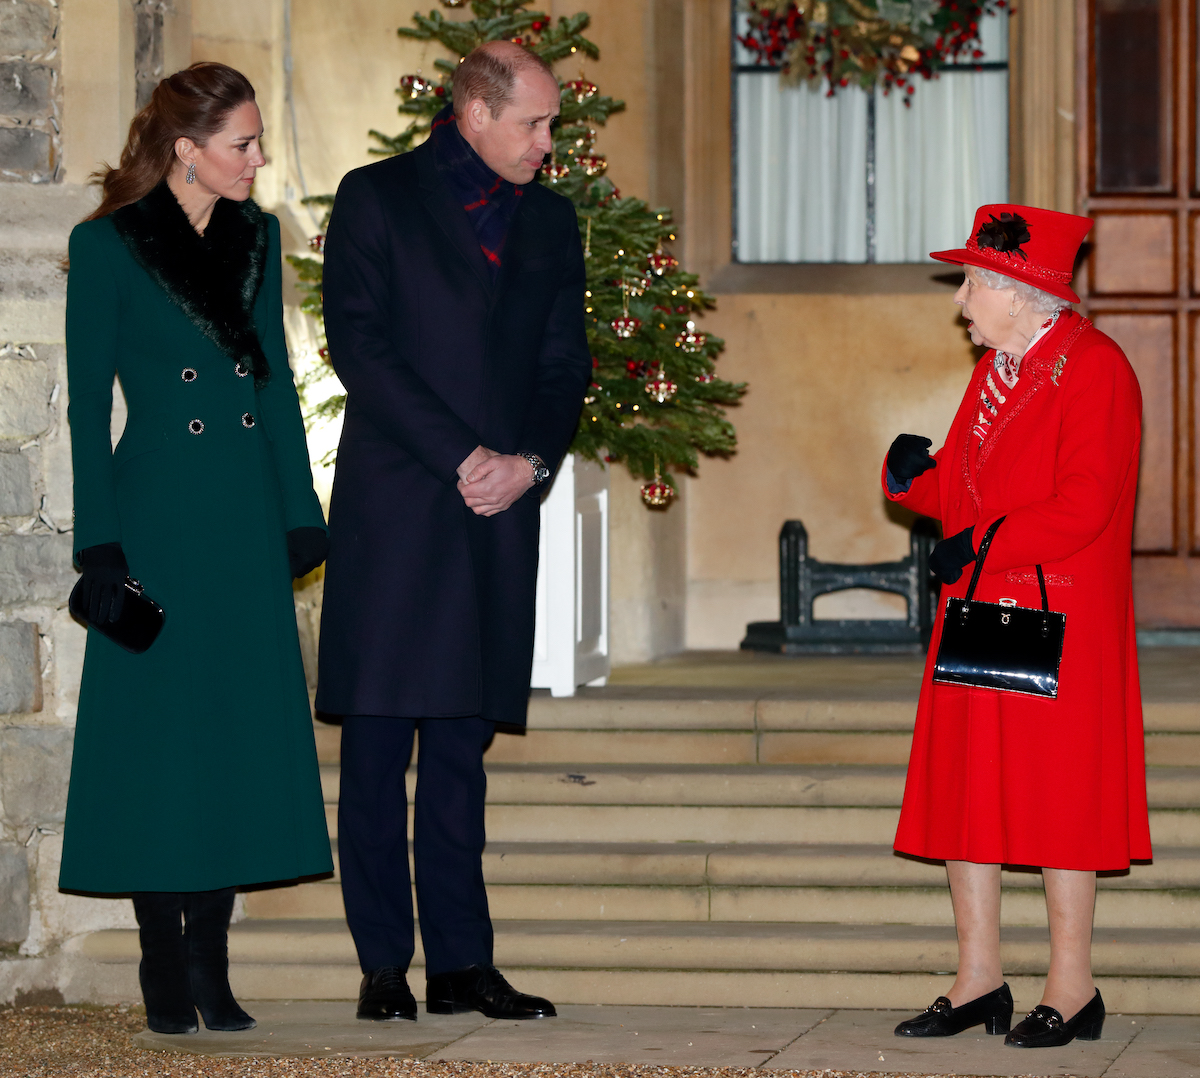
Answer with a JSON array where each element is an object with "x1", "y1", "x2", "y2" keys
[
  {"x1": 319, "y1": 763, "x2": 1200, "y2": 809},
  {"x1": 316, "y1": 763, "x2": 1200, "y2": 846},
  {"x1": 312, "y1": 702, "x2": 1200, "y2": 767},
  {"x1": 257, "y1": 841, "x2": 1200, "y2": 887},
  {"x1": 72, "y1": 919, "x2": 1200, "y2": 1012},
  {"x1": 320, "y1": 801, "x2": 1200, "y2": 846},
  {"x1": 244, "y1": 842, "x2": 1200, "y2": 922},
  {"x1": 244, "y1": 875, "x2": 1200, "y2": 929}
]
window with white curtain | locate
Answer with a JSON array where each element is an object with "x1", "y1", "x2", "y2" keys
[{"x1": 734, "y1": 10, "x2": 1009, "y2": 263}]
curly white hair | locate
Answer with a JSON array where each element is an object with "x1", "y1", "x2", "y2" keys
[{"x1": 968, "y1": 265, "x2": 1068, "y2": 314}]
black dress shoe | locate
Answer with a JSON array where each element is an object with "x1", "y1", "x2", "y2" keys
[
  {"x1": 426, "y1": 964, "x2": 556, "y2": 1019},
  {"x1": 357, "y1": 966, "x2": 417, "y2": 1021},
  {"x1": 1005, "y1": 989, "x2": 1105, "y2": 1047},
  {"x1": 894, "y1": 983, "x2": 1013, "y2": 1037}
]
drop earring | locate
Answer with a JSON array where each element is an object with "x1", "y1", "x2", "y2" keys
[
  {"x1": 186, "y1": 163, "x2": 196, "y2": 185},
  {"x1": 1009, "y1": 300, "x2": 1017, "y2": 317}
]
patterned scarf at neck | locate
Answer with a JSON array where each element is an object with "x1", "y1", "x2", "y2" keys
[
  {"x1": 972, "y1": 310, "x2": 1061, "y2": 444},
  {"x1": 429, "y1": 105, "x2": 525, "y2": 279}
]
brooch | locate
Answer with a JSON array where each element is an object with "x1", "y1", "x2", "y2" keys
[{"x1": 1051, "y1": 354, "x2": 1068, "y2": 385}]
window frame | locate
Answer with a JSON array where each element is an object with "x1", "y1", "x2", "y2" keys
[{"x1": 729, "y1": 0, "x2": 1011, "y2": 268}]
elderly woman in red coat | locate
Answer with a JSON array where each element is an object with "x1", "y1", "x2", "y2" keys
[{"x1": 884, "y1": 204, "x2": 1150, "y2": 1049}]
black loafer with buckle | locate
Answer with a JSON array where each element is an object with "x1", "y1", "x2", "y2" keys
[
  {"x1": 894, "y1": 983, "x2": 1014, "y2": 1037},
  {"x1": 1005, "y1": 989, "x2": 1105, "y2": 1048}
]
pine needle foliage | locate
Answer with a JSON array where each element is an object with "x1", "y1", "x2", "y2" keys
[{"x1": 287, "y1": 0, "x2": 745, "y2": 498}]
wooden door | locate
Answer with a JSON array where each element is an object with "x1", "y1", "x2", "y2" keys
[{"x1": 1078, "y1": 0, "x2": 1200, "y2": 625}]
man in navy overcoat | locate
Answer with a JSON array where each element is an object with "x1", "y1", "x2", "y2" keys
[{"x1": 316, "y1": 41, "x2": 590, "y2": 1021}]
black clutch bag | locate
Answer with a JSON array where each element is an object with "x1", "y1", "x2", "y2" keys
[
  {"x1": 68, "y1": 577, "x2": 165, "y2": 655},
  {"x1": 932, "y1": 517, "x2": 1066, "y2": 699}
]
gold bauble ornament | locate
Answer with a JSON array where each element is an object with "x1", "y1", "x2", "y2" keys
[
  {"x1": 644, "y1": 374, "x2": 678, "y2": 404},
  {"x1": 648, "y1": 250, "x2": 679, "y2": 276},
  {"x1": 566, "y1": 78, "x2": 598, "y2": 103},
  {"x1": 675, "y1": 322, "x2": 708, "y2": 353},
  {"x1": 579, "y1": 153, "x2": 608, "y2": 176},
  {"x1": 641, "y1": 477, "x2": 675, "y2": 507},
  {"x1": 399, "y1": 73, "x2": 431, "y2": 99}
]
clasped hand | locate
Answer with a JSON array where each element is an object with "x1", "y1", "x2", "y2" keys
[{"x1": 457, "y1": 445, "x2": 534, "y2": 517}]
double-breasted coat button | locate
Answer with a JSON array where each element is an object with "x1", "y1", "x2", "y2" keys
[
  {"x1": 188, "y1": 419, "x2": 205, "y2": 435},
  {"x1": 235, "y1": 362, "x2": 249, "y2": 377},
  {"x1": 181, "y1": 368, "x2": 197, "y2": 382},
  {"x1": 241, "y1": 413, "x2": 255, "y2": 428}
]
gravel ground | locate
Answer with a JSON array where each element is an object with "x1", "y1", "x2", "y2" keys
[{"x1": 0, "y1": 1005, "x2": 1058, "y2": 1078}]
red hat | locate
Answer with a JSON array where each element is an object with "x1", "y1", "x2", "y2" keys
[{"x1": 930, "y1": 204, "x2": 1093, "y2": 305}]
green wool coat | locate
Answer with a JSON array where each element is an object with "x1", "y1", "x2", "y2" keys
[{"x1": 59, "y1": 189, "x2": 333, "y2": 894}]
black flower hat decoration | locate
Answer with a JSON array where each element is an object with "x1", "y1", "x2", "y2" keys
[{"x1": 974, "y1": 212, "x2": 1032, "y2": 260}]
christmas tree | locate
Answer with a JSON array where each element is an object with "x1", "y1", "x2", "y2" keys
[{"x1": 288, "y1": 0, "x2": 745, "y2": 507}]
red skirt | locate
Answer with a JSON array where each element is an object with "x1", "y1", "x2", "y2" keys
[{"x1": 894, "y1": 606, "x2": 1152, "y2": 871}]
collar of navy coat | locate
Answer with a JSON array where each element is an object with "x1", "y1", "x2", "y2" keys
[
  {"x1": 110, "y1": 181, "x2": 272, "y2": 387},
  {"x1": 414, "y1": 140, "x2": 548, "y2": 298}
]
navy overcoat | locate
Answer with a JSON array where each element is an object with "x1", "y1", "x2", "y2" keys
[{"x1": 315, "y1": 139, "x2": 591, "y2": 727}]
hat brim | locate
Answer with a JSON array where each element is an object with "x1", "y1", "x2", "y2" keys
[{"x1": 930, "y1": 248, "x2": 1082, "y2": 305}]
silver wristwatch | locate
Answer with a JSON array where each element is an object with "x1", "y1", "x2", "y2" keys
[{"x1": 518, "y1": 452, "x2": 551, "y2": 486}]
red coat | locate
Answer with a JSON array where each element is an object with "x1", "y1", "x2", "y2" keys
[{"x1": 886, "y1": 311, "x2": 1151, "y2": 870}]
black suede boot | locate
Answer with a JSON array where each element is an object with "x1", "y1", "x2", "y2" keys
[
  {"x1": 131, "y1": 892, "x2": 198, "y2": 1034},
  {"x1": 184, "y1": 888, "x2": 256, "y2": 1031}
]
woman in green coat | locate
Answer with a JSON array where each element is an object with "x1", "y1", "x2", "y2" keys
[{"x1": 60, "y1": 63, "x2": 333, "y2": 1034}]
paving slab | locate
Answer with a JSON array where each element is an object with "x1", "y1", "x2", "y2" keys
[
  {"x1": 767, "y1": 1008, "x2": 1139, "y2": 1077},
  {"x1": 1105, "y1": 1015, "x2": 1200, "y2": 1078},
  {"x1": 428, "y1": 1004, "x2": 831, "y2": 1066},
  {"x1": 133, "y1": 1001, "x2": 491, "y2": 1058},
  {"x1": 129, "y1": 1002, "x2": 1200, "y2": 1076}
]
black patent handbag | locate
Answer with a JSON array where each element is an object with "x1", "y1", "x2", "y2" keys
[
  {"x1": 932, "y1": 517, "x2": 1066, "y2": 698},
  {"x1": 68, "y1": 576, "x2": 165, "y2": 655}
]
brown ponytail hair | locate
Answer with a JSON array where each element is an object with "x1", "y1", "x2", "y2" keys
[{"x1": 85, "y1": 62, "x2": 257, "y2": 221}]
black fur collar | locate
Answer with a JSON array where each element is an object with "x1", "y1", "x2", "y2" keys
[{"x1": 111, "y1": 182, "x2": 271, "y2": 386}]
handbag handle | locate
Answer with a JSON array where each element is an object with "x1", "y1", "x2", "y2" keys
[{"x1": 960, "y1": 515, "x2": 1052, "y2": 621}]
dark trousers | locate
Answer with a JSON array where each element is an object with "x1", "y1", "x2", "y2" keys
[{"x1": 338, "y1": 714, "x2": 495, "y2": 977}]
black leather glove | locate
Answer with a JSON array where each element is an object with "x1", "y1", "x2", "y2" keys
[
  {"x1": 77, "y1": 542, "x2": 129, "y2": 624},
  {"x1": 887, "y1": 434, "x2": 937, "y2": 484},
  {"x1": 287, "y1": 527, "x2": 329, "y2": 579},
  {"x1": 930, "y1": 526, "x2": 976, "y2": 585}
]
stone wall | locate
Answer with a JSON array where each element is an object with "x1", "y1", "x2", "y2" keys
[
  {"x1": 0, "y1": 0, "x2": 61, "y2": 183},
  {"x1": 0, "y1": 177, "x2": 141, "y2": 1002},
  {"x1": 0, "y1": 0, "x2": 166, "y2": 1003}
]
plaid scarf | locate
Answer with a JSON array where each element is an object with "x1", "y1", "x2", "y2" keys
[{"x1": 430, "y1": 105, "x2": 524, "y2": 279}]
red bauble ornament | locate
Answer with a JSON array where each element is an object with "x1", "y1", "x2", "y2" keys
[
  {"x1": 611, "y1": 315, "x2": 642, "y2": 338},
  {"x1": 308, "y1": 234, "x2": 325, "y2": 254},
  {"x1": 544, "y1": 161, "x2": 570, "y2": 182},
  {"x1": 648, "y1": 251, "x2": 679, "y2": 275}
]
